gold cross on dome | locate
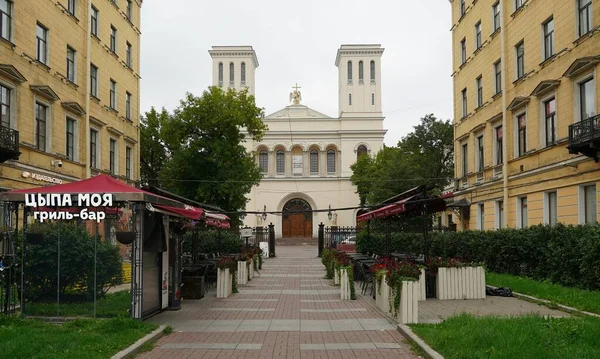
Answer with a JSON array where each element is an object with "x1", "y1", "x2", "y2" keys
[{"x1": 292, "y1": 83, "x2": 301, "y2": 91}]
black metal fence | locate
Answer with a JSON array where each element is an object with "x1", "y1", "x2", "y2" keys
[{"x1": 324, "y1": 226, "x2": 358, "y2": 248}]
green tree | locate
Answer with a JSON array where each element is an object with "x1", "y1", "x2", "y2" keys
[
  {"x1": 158, "y1": 87, "x2": 267, "y2": 223},
  {"x1": 140, "y1": 108, "x2": 170, "y2": 187},
  {"x1": 350, "y1": 154, "x2": 374, "y2": 206}
]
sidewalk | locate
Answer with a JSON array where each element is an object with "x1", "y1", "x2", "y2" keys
[{"x1": 141, "y1": 246, "x2": 420, "y2": 359}]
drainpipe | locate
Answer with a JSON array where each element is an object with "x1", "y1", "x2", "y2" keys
[
  {"x1": 500, "y1": 0, "x2": 508, "y2": 228},
  {"x1": 84, "y1": 0, "x2": 92, "y2": 179}
]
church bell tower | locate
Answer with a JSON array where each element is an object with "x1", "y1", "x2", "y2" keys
[{"x1": 209, "y1": 46, "x2": 259, "y2": 96}]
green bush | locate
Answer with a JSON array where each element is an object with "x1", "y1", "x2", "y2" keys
[
  {"x1": 182, "y1": 230, "x2": 242, "y2": 255},
  {"x1": 357, "y1": 223, "x2": 600, "y2": 291}
]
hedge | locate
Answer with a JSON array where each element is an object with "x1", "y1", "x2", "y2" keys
[
  {"x1": 181, "y1": 230, "x2": 242, "y2": 255},
  {"x1": 356, "y1": 223, "x2": 600, "y2": 291}
]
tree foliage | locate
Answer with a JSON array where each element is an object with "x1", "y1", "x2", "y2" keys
[{"x1": 140, "y1": 108, "x2": 169, "y2": 187}]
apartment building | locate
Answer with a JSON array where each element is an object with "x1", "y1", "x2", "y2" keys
[
  {"x1": 0, "y1": 0, "x2": 141, "y2": 193},
  {"x1": 449, "y1": 0, "x2": 599, "y2": 230}
]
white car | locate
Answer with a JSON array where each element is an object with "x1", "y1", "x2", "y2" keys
[{"x1": 342, "y1": 236, "x2": 356, "y2": 244}]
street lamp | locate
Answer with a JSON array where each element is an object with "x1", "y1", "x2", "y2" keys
[
  {"x1": 239, "y1": 213, "x2": 246, "y2": 220},
  {"x1": 327, "y1": 205, "x2": 332, "y2": 221},
  {"x1": 262, "y1": 205, "x2": 267, "y2": 221}
]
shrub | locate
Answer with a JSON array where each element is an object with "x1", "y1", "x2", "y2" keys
[{"x1": 182, "y1": 230, "x2": 243, "y2": 255}]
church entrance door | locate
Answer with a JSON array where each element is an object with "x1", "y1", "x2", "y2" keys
[{"x1": 282, "y1": 199, "x2": 313, "y2": 238}]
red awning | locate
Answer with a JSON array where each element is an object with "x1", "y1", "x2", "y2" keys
[
  {"x1": 10, "y1": 174, "x2": 146, "y2": 194},
  {"x1": 357, "y1": 195, "x2": 417, "y2": 222},
  {"x1": 154, "y1": 204, "x2": 204, "y2": 220}
]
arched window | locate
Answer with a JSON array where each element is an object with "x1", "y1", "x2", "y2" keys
[
  {"x1": 370, "y1": 60, "x2": 376, "y2": 83},
  {"x1": 358, "y1": 61, "x2": 364, "y2": 82},
  {"x1": 349, "y1": 93, "x2": 352, "y2": 105},
  {"x1": 259, "y1": 150, "x2": 268, "y2": 173},
  {"x1": 218, "y1": 62, "x2": 223, "y2": 85},
  {"x1": 327, "y1": 149, "x2": 336, "y2": 173},
  {"x1": 347, "y1": 60, "x2": 353, "y2": 83},
  {"x1": 310, "y1": 149, "x2": 318, "y2": 174},
  {"x1": 241, "y1": 62, "x2": 246, "y2": 84},
  {"x1": 276, "y1": 150, "x2": 285, "y2": 174},
  {"x1": 229, "y1": 62, "x2": 234, "y2": 84},
  {"x1": 357, "y1": 145, "x2": 368, "y2": 159}
]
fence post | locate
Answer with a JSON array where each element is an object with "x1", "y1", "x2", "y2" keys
[
  {"x1": 268, "y1": 223, "x2": 275, "y2": 258},
  {"x1": 318, "y1": 223, "x2": 324, "y2": 257}
]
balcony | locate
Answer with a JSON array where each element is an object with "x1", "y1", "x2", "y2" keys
[
  {"x1": 0, "y1": 125, "x2": 20, "y2": 163},
  {"x1": 568, "y1": 114, "x2": 600, "y2": 162}
]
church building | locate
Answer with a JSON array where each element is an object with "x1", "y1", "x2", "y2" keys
[{"x1": 208, "y1": 45, "x2": 387, "y2": 237}]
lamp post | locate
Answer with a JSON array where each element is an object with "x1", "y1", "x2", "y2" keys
[
  {"x1": 327, "y1": 205, "x2": 332, "y2": 221},
  {"x1": 262, "y1": 205, "x2": 267, "y2": 221}
]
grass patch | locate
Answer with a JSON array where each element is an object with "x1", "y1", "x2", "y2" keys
[
  {"x1": 487, "y1": 272, "x2": 600, "y2": 315},
  {"x1": 410, "y1": 314, "x2": 600, "y2": 359},
  {"x1": 0, "y1": 316, "x2": 157, "y2": 359},
  {"x1": 23, "y1": 291, "x2": 131, "y2": 318}
]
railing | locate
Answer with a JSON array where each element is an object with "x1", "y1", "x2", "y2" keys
[
  {"x1": 0, "y1": 125, "x2": 19, "y2": 162},
  {"x1": 324, "y1": 226, "x2": 357, "y2": 248},
  {"x1": 250, "y1": 226, "x2": 269, "y2": 247},
  {"x1": 569, "y1": 114, "x2": 600, "y2": 146}
]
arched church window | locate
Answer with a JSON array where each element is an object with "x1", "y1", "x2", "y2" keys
[
  {"x1": 347, "y1": 61, "x2": 352, "y2": 83},
  {"x1": 241, "y1": 62, "x2": 246, "y2": 85},
  {"x1": 327, "y1": 149, "x2": 336, "y2": 173},
  {"x1": 218, "y1": 62, "x2": 223, "y2": 85},
  {"x1": 276, "y1": 150, "x2": 285, "y2": 174},
  {"x1": 349, "y1": 93, "x2": 352, "y2": 105},
  {"x1": 310, "y1": 149, "x2": 318, "y2": 174},
  {"x1": 358, "y1": 61, "x2": 364, "y2": 82},
  {"x1": 259, "y1": 150, "x2": 268, "y2": 173},
  {"x1": 229, "y1": 62, "x2": 234, "y2": 85},
  {"x1": 370, "y1": 61, "x2": 376, "y2": 83},
  {"x1": 357, "y1": 145, "x2": 368, "y2": 159}
]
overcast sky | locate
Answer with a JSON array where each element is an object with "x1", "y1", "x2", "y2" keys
[{"x1": 140, "y1": 0, "x2": 453, "y2": 147}]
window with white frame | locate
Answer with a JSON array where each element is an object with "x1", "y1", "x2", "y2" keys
[
  {"x1": 126, "y1": 0, "x2": 133, "y2": 20},
  {"x1": 370, "y1": 61, "x2": 376, "y2": 83},
  {"x1": 476, "y1": 135, "x2": 484, "y2": 172},
  {"x1": 67, "y1": 0, "x2": 76, "y2": 16},
  {"x1": 460, "y1": 38, "x2": 466, "y2": 64},
  {"x1": 310, "y1": 149, "x2": 318, "y2": 174},
  {"x1": 515, "y1": 0, "x2": 523, "y2": 10},
  {"x1": 492, "y1": 2, "x2": 501, "y2": 31},
  {"x1": 494, "y1": 125, "x2": 503, "y2": 165},
  {"x1": 126, "y1": 42, "x2": 132, "y2": 68},
  {"x1": 495, "y1": 200, "x2": 504, "y2": 229},
  {"x1": 544, "y1": 97, "x2": 557, "y2": 146},
  {"x1": 477, "y1": 203, "x2": 485, "y2": 230},
  {"x1": 581, "y1": 184, "x2": 597, "y2": 224},
  {"x1": 545, "y1": 191, "x2": 558, "y2": 225},
  {"x1": 358, "y1": 61, "x2": 364, "y2": 83},
  {"x1": 494, "y1": 60, "x2": 502, "y2": 94},
  {"x1": 90, "y1": 64, "x2": 98, "y2": 97},
  {"x1": 327, "y1": 149, "x2": 336, "y2": 173},
  {"x1": 476, "y1": 76, "x2": 483, "y2": 107},
  {"x1": 110, "y1": 79, "x2": 117, "y2": 109},
  {"x1": 578, "y1": 0, "x2": 593, "y2": 37},
  {"x1": 241, "y1": 62, "x2": 246, "y2": 85},
  {"x1": 347, "y1": 61, "x2": 353, "y2": 83},
  {"x1": 126, "y1": 146, "x2": 132, "y2": 179},
  {"x1": 35, "y1": 101, "x2": 48, "y2": 151},
  {"x1": 515, "y1": 41, "x2": 525, "y2": 79},
  {"x1": 517, "y1": 113, "x2": 527, "y2": 156},
  {"x1": 258, "y1": 150, "x2": 268, "y2": 173},
  {"x1": 125, "y1": 92, "x2": 131, "y2": 120},
  {"x1": 218, "y1": 62, "x2": 223, "y2": 85},
  {"x1": 36, "y1": 23, "x2": 48, "y2": 64},
  {"x1": 109, "y1": 138, "x2": 117, "y2": 175},
  {"x1": 518, "y1": 197, "x2": 528, "y2": 228},
  {"x1": 66, "y1": 46, "x2": 76, "y2": 83},
  {"x1": 66, "y1": 117, "x2": 76, "y2": 161},
  {"x1": 91, "y1": 6, "x2": 98, "y2": 36},
  {"x1": 0, "y1": 0, "x2": 12, "y2": 41},
  {"x1": 543, "y1": 17, "x2": 554, "y2": 60},
  {"x1": 475, "y1": 21, "x2": 482, "y2": 49},
  {"x1": 276, "y1": 150, "x2": 284, "y2": 174},
  {"x1": 90, "y1": 128, "x2": 98, "y2": 168},
  {"x1": 461, "y1": 88, "x2": 467, "y2": 117},
  {"x1": 229, "y1": 62, "x2": 234, "y2": 85},
  {"x1": 0, "y1": 84, "x2": 11, "y2": 127},
  {"x1": 110, "y1": 25, "x2": 117, "y2": 52},
  {"x1": 578, "y1": 76, "x2": 595, "y2": 121},
  {"x1": 462, "y1": 142, "x2": 468, "y2": 177}
]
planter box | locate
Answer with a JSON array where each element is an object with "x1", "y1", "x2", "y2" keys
[
  {"x1": 436, "y1": 266, "x2": 486, "y2": 300},
  {"x1": 217, "y1": 268, "x2": 233, "y2": 298},
  {"x1": 390, "y1": 280, "x2": 419, "y2": 324},
  {"x1": 334, "y1": 268, "x2": 339, "y2": 285},
  {"x1": 418, "y1": 269, "x2": 426, "y2": 301},
  {"x1": 374, "y1": 275, "x2": 390, "y2": 313},
  {"x1": 248, "y1": 259, "x2": 255, "y2": 280},
  {"x1": 340, "y1": 268, "x2": 352, "y2": 300},
  {"x1": 237, "y1": 261, "x2": 248, "y2": 285}
]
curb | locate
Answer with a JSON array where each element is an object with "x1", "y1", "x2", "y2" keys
[
  {"x1": 486, "y1": 285, "x2": 600, "y2": 319},
  {"x1": 397, "y1": 324, "x2": 445, "y2": 359},
  {"x1": 111, "y1": 324, "x2": 167, "y2": 359}
]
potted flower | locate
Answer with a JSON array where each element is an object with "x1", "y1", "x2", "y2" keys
[
  {"x1": 115, "y1": 208, "x2": 136, "y2": 245},
  {"x1": 26, "y1": 222, "x2": 50, "y2": 245},
  {"x1": 386, "y1": 261, "x2": 420, "y2": 323},
  {"x1": 216, "y1": 256, "x2": 238, "y2": 297}
]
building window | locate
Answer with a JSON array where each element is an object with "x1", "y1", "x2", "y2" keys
[
  {"x1": 110, "y1": 80, "x2": 117, "y2": 109},
  {"x1": 517, "y1": 113, "x2": 527, "y2": 156},
  {"x1": 109, "y1": 139, "x2": 116, "y2": 175},
  {"x1": 370, "y1": 60, "x2": 375, "y2": 83},
  {"x1": 292, "y1": 150, "x2": 302, "y2": 176},
  {"x1": 546, "y1": 191, "x2": 558, "y2": 225},
  {"x1": 582, "y1": 184, "x2": 597, "y2": 223},
  {"x1": 229, "y1": 62, "x2": 234, "y2": 85},
  {"x1": 371, "y1": 93, "x2": 375, "y2": 105},
  {"x1": 476, "y1": 135, "x2": 484, "y2": 172},
  {"x1": 110, "y1": 26, "x2": 117, "y2": 52},
  {"x1": 515, "y1": 0, "x2": 523, "y2": 10},
  {"x1": 493, "y1": 2, "x2": 501, "y2": 31},
  {"x1": 477, "y1": 203, "x2": 484, "y2": 230},
  {"x1": 544, "y1": 97, "x2": 556, "y2": 146},
  {"x1": 579, "y1": 77, "x2": 595, "y2": 121},
  {"x1": 579, "y1": 0, "x2": 592, "y2": 37},
  {"x1": 66, "y1": 117, "x2": 75, "y2": 160},
  {"x1": 90, "y1": 64, "x2": 98, "y2": 97},
  {"x1": 36, "y1": 23, "x2": 48, "y2": 64},
  {"x1": 494, "y1": 60, "x2": 502, "y2": 94},
  {"x1": 258, "y1": 150, "x2": 268, "y2": 173},
  {"x1": 66, "y1": 46, "x2": 76, "y2": 83},
  {"x1": 462, "y1": 143, "x2": 468, "y2": 177},
  {"x1": 310, "y1": 149, "x2": 318, "y2": 174},
  {"x1": 90, "y1": 129, "x2": 98, "y2": 168},
  {"x1": 358, "y1": 61, "x2": 364, "y2": 83},
  {"x1": 0, "y1": 0, "x2": 12, "y2": 41},
  {"x1": 276, "y1": 150, "x2": 284, "y2": 174},
  {"x1": 519, "y1": 197, "x2": 528, "y2": 228},
  {"x1": 218, "y1": 62, "x2": 223, "y2": 85},
  {"x1": 476, "y1": 76, "x2": 483, "y2": 107},
  {"x1": 349, "y1": 93, "x2": 352, "y2": 105},
  {"x1": 126, "y1": 146, "x2": 132, "y2": 179},
  {"x1": 475, "y1": 21, "x2": 482, "y2": 49},
  {"x1": 495, "y1": 126, "x2": 503, "y2": 165},
  {"x1": 460, "y1": 0, "x2": 465, "y2": 16},
  {"x1": 327, "y1": 149, "x2": 336, "y2": 173},
  {"x1": 461, "y1": 88, "x2": 467, "y2": 117},
  {"x1": 543, "y1": 18, "x2": 554, "y2": 60},
  {"x1": 357, "y1": 145, "x2": 368, "y2": 159},
  {"x1": 90, "y1": 6, "x2": 98, "y2": 36},
  {"x1": 460, "y1": 38, "x2": 466, "y2": 64},
  {"x1": 67, "y1": 0, "x2": 76, "y2": 16},
  {"x1": 0, "y1": 84, "x2": 10, "y2": 127},
  {"x1": 241, "y1": 62, "x2": 246, "y2": 85},
  {"x1": 35, "y1": 102, "x2": 47, "y2": 151},
  {"x1": 347, "y1": 61, "x2": 352, "y2": 84},
  {"x1": 125, "y1": 92, "x2": 131, "y2": 120},
  {"x1": 126, "y1": 0, "x2": 132, "y2": 20},
  {"x1": 495, "y1": 200, "x2": 504, "y2": 229},
  {"x1": 126, "y1": 42, "x2": 132, "y2": 68},
  {"x1": 516, "y1": 41, "x2": 525, "y2": 79}
]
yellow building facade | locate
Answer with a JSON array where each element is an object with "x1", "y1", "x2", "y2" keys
[
  {"x1": 0, "y1": 0, "x2": 141, "y2": 193},
  {"x1": 450, "y1": 0, "x2": 599, "y2": 230}
]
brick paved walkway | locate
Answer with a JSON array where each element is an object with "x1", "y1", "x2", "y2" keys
[{"x1": 141, "y1": 246, "x2": 420, "y2": 359}]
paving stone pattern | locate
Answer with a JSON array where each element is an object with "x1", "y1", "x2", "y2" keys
[{"x1": 142, "y1": 246, "x2": 419, "y2": 359}]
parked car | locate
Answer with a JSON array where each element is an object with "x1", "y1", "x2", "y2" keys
[{"x1": 342, "y1": 236, "x2": 356, "y2": 244}]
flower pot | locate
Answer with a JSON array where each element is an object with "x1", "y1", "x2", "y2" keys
[
  {"x1": 389, "y1": 280, "x2": 419, "y2": 324},
  {"x1": 375, "y1": 275, "x2": 390, "y2": 313},
  {"x1": 26, "y1": 233, "x2": 44, "y2": 245},
  {"x1": 217, "y1": 268, "x2": 233, "y2": 298},
  {"x1": 418, "y1": 269, "x2": 426, "y2": 301},
  {"x1": 237, "y1": 261, "x2": 248, "y2": 285},
  {"x1": 340, "y1": 268, "x2": 351, "y2": 300},
  {"x1": 116, "y1": 231, "x2": 136, "y2": 245},
  {"x1": 436, "y1": 266, "x2": 486, "y2": 300},
  {"x1": 334, "y1": 268, "x2": 339, "y2": 285}
]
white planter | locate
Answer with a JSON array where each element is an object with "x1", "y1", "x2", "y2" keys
[
  {"x1": 374, "y1": 274, "x2": 390, "y2": 313},
  {"x1": 259, "y1": 242, "x2": 269, "y2": 258},
  {"x1": 217, "y1": 268, "x2": 233, "y2": 298},
  {"x1": 340, "y1": 268, "x2": 352, "y2": 300},
  {"x1": 248, "y1": 259, "x2": 255, "y2": 280},
  {"x1": 418, "y1": 268, "x2": 426, "y2": 301},
  {"x1": 436, "y1": 266, "x2": 486, "y2": 300},
  {"x1": 389, "y1": 280, "x2": 419, "y2": 324},
  {"x1": 237, "y1": 261, "x2": 248, "y2": 285},
  {"x1": 334, "y1": 268, "x2": 339, "y2": 285}
]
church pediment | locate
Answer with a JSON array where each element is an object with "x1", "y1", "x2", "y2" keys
[{"x1": 265, "y1": 105, "x2": 332, "y2": 120}]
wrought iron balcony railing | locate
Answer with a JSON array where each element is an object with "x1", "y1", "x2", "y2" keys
[
  {"x1": 0, "y1": 125, "x2": 20, "y2": 162},
  {"x1": 568, "y1": 114, "x2": 600, "y2": 161}
]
